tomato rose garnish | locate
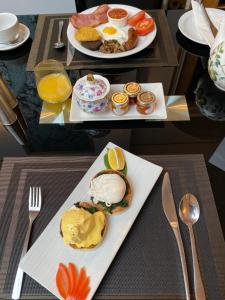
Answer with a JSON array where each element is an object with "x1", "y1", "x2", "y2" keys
[
  {"x1": 135, "y1": 18, "x2": 155, "y2": 36},
  {"x1": 128, "y1": 10, "x2": 145, "y2": 26},
  {"x1": 56, "y1": 263, "x2": 90, "y2": 300}
]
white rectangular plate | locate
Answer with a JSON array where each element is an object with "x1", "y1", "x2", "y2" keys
[
  {"x1": 70, "y1": 83, "x2": 167, "y2": 122},
  {"x1": 21, "y1": 142, "x2": 163, "y2": 300}
]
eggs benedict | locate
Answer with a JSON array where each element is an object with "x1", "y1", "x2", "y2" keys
[
  {"x1": 60, "y1": 202, "x2": 106, "y2": 249},
  {"x1": 89, "y1": 169, "x2": 132, "y2": 215}
]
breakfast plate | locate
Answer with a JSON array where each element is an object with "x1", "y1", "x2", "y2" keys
[
  {"x1": 67, "y1": 4, "x2": 157, "y2": 59},
  {"x1": 70, "y1": 83, "x2": 167, "y2": 122},
  {"x1": 178, "y1": 8, "x2": 225, "y2": 45},
  {"x1": 20, "y1": 142, "x2": 162, "y2": 300}
]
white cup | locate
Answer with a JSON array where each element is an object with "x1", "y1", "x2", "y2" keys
[{"x1": 0, "y1": 13, "x2": 19, "y2": 44}]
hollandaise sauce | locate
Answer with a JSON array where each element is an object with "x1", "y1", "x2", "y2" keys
[{"x1": 61, "y1": 208, "x2": 105, "y2": 248}]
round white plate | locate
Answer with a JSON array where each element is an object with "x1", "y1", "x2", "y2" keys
[
  {"x1": 178, "y1": 8, "x2": 225, "y2": 45},
  {"x1": 0, "y1": 23, "x2": 30, "y2": 51},
  {"x1": 67, "y1": 4, "x2": 157, "y2": 59}
]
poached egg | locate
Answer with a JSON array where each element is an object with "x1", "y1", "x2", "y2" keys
[{"x1": 89, "y1": 173, "x2": 126, "y2": 206}]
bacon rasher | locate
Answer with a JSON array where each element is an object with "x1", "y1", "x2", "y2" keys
[{"x1": 70, "y1": 4, "x2": 110, "y2": 29}]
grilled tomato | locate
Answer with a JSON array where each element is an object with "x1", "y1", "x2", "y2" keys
[
  {"x1": 135, "y1": 18, "x2": 155, "y2": 36},
  {"x1": 127, "y1": 10, "x2": 145, "y2": 26}
]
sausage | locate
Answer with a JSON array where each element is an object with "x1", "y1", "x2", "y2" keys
[{"x1": 123, "y1": 28, "x2": 138, "y2": 51}]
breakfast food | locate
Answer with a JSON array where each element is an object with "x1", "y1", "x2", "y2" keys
[
  {"x1": 98, "y1": 27, "x2": 138, "y2": 53},
  {"x1": 60, "y1": 202, "x2": 106, "y2": 249},
  {"x1": 108, "y1": 8, "x2": 128, "y2": 19},
  {"x1": 70, "y1": 4, "x2": 110, "y2": 29},
  {"x1": 99, "y1": 40, "x2": 125, "y2": 53},
  {"x1": 136, "y1": 91, "x2": 156, "y2": 115},
  {"x1": 123, "y1": 28, "x2": 138, "y2": 51},
  {"x1": 81, "y1": 40, "x2": 102, "y2": 50},
  {"x1": 135, "y1": 18, "x2": 155, "y2": 36},
  {"x1": 89, "y1": 169, "x2": 132, "y2": 214},
  {"x1": 128, "y1": 10, "x2": 145, "y2": 26},
  {"x1": 127, "y1": 10, "x2": 155, "y2": 36},
  {"x1": 71, "y1": 5, "x2": 156, "y2": 54},
  {"x1": 107, "y1": 8, "x2": 128, "y2": 27},
  {"x1": 56, "y1": 263, "x2": 90, "y2": 300},
  {"x1": 123, "y1": 82, "x2": 141, "y2": 104},
  {"x1": 111, "y1": 92, "x2": 129, "y2": 115},
  {"x1": 75, "y1": 27, "x2": 101, "y2": 42},
  {"x1": 98, "y1": 25, "x2": 127, "y2": 43},
  {"x1": 107, "y1": 147, "x2": 125, "y2": 171}
]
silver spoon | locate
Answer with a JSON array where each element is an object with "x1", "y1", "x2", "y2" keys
[
  {"x1": 53, "y1": 20, "x2": 65, "y2": 49},
  {"x1": 179, "y1": 193, "x2": 206, "y2": 300}
]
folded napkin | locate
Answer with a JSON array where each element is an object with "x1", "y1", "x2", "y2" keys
[
  {"x1": 211, "y1": 19, "x2": 225, "y2": 52},
  {"x1": 191, "y1": 0, "x2": 215, "y2": 47}
]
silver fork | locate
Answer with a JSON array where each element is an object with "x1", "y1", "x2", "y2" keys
[{"x1": 12, "y1": 187, "x2": 42, "y2": 300}]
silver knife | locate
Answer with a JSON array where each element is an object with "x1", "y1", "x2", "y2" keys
[
  {"x1": 66, "y1": 40, "x2": 75, "y2": 66},
  {"x1": 162, "y1": 172, "x2": 190, "y2": 300}
]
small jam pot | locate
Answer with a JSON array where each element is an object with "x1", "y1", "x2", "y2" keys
[
  {"x1": 136, "y1": 91, "x2": 156, "y2": 115},
  {"x1": 111, "y1": 92, "x2": 129, "y2": 115},
  {"x1": 123, "y1": 82, "x2": 141, "y2": 104}
]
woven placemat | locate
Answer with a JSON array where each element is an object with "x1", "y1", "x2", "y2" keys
[
  {"x1": 26, "y1": 10, "x2": 178, "y2": 71},
  {"x1": 0, "y1": 155, "x2": 224, "y2": 299}
]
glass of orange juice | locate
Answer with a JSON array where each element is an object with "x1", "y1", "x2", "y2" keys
[{"x1": 34, "y1": 59, "x2": 72, "y2": 103}]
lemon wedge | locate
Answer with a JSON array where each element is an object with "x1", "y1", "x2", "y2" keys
[{"x1": 108, "y1": 147, "x2": 125, "y2": 171}]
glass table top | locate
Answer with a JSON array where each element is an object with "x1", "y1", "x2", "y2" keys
[{"x1": 0, "y1": 10, "x2": 225, "y2": 237}]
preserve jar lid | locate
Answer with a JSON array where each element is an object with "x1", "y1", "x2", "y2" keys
[
  {"x1": 137, "y1": 91, "x2": 156, "y2": 106},
  {"x1": 123, "y1": 82, "x2": 141, "y2": 96},
  {"x1": 112, "y1": 92, "x2": 129, "y2": 105}
]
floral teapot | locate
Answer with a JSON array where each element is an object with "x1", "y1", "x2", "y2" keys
[{"x1": 208, "y1": 21, "x2": 225, "y2": 91}]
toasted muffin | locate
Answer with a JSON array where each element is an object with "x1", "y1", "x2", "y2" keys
[
  {"x1": 89, "y1": 169, "x2": 132, "y2": 215},
  {"x1": 60, "y1": 202, "x2": 107, "y2": 249},
  {"x1": 75, "y1": 27, "x2": 101, "y2": 42}
]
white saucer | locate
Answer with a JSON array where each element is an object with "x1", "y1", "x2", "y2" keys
[
  {"x1": 178, "y1": 8, "x2": 225, "y2": 45},
  {"x1": 0, "y1": 23, "x2": 30, "y2": 51}
]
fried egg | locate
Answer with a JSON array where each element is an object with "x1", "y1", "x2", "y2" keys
[{"x1": 98, "y1": 25, "x2": 127, "y2": 44}]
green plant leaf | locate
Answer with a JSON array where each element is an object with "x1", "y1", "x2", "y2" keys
[
  {"x1": 121, "y1": 162, "x2": 127, "y2": 175},
  {"x1": 104, "y1": 153, "x2": 111, "y2": 169},
  {"x1": 94, "y1": 199, "x2": 128, "y2": 214},
  {"x1": 74, "y1": 202, "x2": 98, "y2": 214}
]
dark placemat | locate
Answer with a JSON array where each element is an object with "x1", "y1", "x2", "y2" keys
[
  {"x1": 26, "y1": 10, "x2": 178, "y2": 71},
  {"x1": 0, "y1": 155, "x2": 224, "y2": 300}
]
